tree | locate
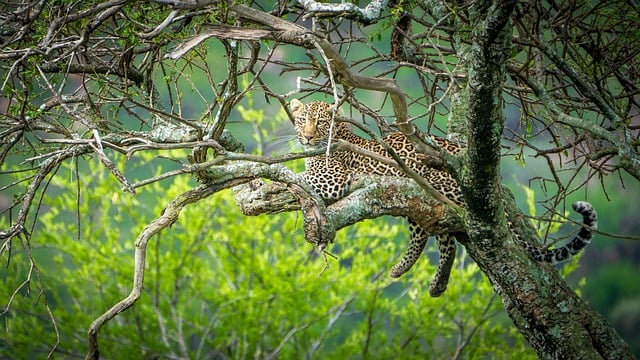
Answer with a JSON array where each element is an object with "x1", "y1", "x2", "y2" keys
[{"x1": 1, "y1": 0, "x2": 638, "y2": 359}]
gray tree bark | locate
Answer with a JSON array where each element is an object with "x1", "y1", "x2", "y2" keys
[{"x1": 442, "y1": 2, "x2": 633, "y2": 358}]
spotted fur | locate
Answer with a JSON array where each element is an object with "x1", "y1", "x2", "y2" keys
[
  {"x1": 289, "y1": 99, "x2": 598, "y2": 296},
  {"x1": 524, "y1": 201, "x2": 597, "y2": 263}
]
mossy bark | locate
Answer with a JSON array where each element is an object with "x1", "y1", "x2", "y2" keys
[{"x1": 455, "y1": 2, "x2": 634, "y2": 358}]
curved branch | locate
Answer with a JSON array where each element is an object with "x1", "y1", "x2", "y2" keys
[{"x1": 85, "y1": 180, "x2": 243, "y2": 359}]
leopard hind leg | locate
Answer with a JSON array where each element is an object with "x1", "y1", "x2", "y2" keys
[
  {"x1": 389, "y1": 219, "x2": 428, "y2": 278},
  {"x1": 389, "y1": 220, "x2": 456, "y2": 297},
  {"x1": 428, "y1": 234, "x2": 456, "y2": 297}
]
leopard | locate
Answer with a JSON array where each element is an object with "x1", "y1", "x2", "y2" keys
[{"x1": 289, "y1": 99, "x2": 598, "y2": 297}]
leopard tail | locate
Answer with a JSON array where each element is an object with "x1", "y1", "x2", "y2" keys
[{"x1": 529, "y1": 201, "x2": 598, "y2": 263}]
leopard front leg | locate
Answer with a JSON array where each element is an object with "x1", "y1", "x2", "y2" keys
[
  {"x1": 304, "y1": 155, "x2": 352, "y2": 201},
  {"x1": 428, "y1": 234, "x2": 456, "y2": 297},
  {"x1": 301, "y1": 155, "x2": 351, "y2": 252}
]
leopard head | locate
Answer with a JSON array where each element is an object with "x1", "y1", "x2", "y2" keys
[{"x1": 289, "y1": 99, "x2": 337, "y2": 148}]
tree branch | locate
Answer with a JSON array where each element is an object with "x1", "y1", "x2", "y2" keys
[
  {"x1": 531, "y1": 37, "x2": 621, "y2": 126},
  {"x1": 508, "y1": 63, "x2": 640, "y2": 181},
  {"x1": 86, "y1": 180, "x2": 243, "y2": 360},
  {"x1": 234, "y1": 175, "x2": 463, "y2": 237},
  {"x1": 463, "y1": 0, "x2": 515, "y2": 224},
  {"x1": 295, "y1": 0, "x2": 390, "y2": 25}
]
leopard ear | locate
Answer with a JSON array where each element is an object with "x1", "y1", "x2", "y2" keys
[{"x1": 289, "y1": 99, "x2": 304, "y2": 114}]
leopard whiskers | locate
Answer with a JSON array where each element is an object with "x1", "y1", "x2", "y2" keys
[{"x1": 264, "y1": 133, "x2": 298, "y2": 156}]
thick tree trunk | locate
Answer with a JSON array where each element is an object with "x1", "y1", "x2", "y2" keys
[
  {"x1": 461, "y1": 194, "x2": 634, "y2": 359},
  {"x1": 458, "y1": 2, "x2": 634, "y2": 358}
]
